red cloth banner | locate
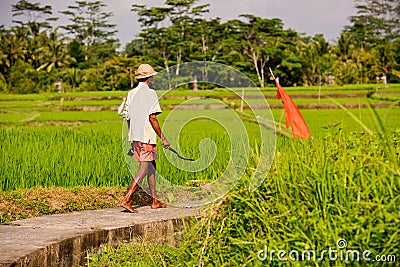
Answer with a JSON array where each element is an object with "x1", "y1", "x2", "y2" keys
[{"x1": 272, "y1": 78, "x2": 311, "y2": 139}]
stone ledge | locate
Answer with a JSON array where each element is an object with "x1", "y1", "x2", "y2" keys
[{"x1": 0, "y1": 206, "x2": 199, "y2": 267}]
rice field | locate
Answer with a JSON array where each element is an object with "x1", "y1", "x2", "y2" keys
[
  {"x1": 87, "y1": 129, "x2": 400, "y2": 266},
  {"x1": 0, "y1": 85, "x2": 399, "y2": 265},
  {"x1": 0, "y1": 86, "x2": 399, "y2": 190}
]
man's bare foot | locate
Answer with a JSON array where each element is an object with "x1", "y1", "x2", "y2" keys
[
  {"x1": 151, "y1": 199, "x2": 167, "y2": 209},
  {"x1": 121, "y1": 202, "x2": 138, "y2": 213}
]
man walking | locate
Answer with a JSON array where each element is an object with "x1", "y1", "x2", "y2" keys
[{"x1": 121, "y1": 64, "x2": 169, "y2": 213}]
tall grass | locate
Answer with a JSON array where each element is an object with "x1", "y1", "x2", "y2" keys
[
  {"x1": 1, "y1": 89, "x2": 399, "y2": 265},
  {"x1": 88, "y1": 128, "x2": 399, "y2": 266},
  {"x1": 0, "y1": 122, "x2": 130, "y2": 191},
  {"x1": 0, "y1": 121, "x2": 239, "y2": 191}
]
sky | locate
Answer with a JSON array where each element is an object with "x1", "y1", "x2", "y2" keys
[{"x1": 0, "y1": 0, "x2": 358, "y2": 48}]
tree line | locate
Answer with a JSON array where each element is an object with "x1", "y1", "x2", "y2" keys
[{"x1": 0, "y1": 0, "x2": 399, "y2": 93}]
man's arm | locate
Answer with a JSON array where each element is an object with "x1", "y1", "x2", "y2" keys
[{"x1": 149, "y1": 113, "x2": 170, "y2": 148}]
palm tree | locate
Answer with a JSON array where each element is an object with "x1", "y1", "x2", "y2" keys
[
  {"x1": 37, "y1": 28, "x2": 74, "y2": 73},
  {"x1": 330, "y1": 33, "x2": 359, "y2": 84},
  {"x1": 0, "y1": 28, "x2": 26, "y2": 75}
]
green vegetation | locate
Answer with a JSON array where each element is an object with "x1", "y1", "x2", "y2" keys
[
  {"x1": 1, "y1": 87, "x2": 399, "y2": 193},
  {"x1": 0, "y1": 0, "x2": 399, "y2": 94},
  {"x1": 273, "y1": 108, "x2": 400, "y2": 137},
  {"x1": 1, "y1": 0, "x2": 399, "y2": 264},
  {"x1": 0, "y1": 87, "x2": 399, "y2": 266},
  {"x1": 0, "y1": 186, "x2": 151, "y2": 223},
  {"x1": 0, "y1": 123, "x2": 127, "y2": 191},
  {"x1": 87, "y1": 130, "x2": 400, "y2": 266}
]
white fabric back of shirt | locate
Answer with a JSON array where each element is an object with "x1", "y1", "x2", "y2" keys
[{"x1": 126, "y1": 83, "x2": 162, "y2": 144}]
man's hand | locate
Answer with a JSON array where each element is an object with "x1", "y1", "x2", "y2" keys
[{"x1": 162, "y1": 137, "x2": 170, "y2": 149}]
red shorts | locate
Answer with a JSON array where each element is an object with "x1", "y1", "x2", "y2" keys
[{"x1": 132, "y1": 141, "x2": 157, "y2": 162}]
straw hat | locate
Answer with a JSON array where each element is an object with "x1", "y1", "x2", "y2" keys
[{"x1": 135, "y1": 64, "x2": 157, "y2": 79}]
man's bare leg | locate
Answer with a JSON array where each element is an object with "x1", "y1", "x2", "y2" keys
[
  {"x1": 148, "y1": 160, "x2": 167, "y2": 209},
  {"x1": 121, "y1": 161, "x2": 149, "y2": 213}
]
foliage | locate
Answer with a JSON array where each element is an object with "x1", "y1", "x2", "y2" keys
[
  {"x1": 37, "y1": 28, "x2": 74, "y2": 73},
  {"x1": 0, "y1": 186, "x2": 151, "y2": 223},
  {"x1": 60, "y1": 0, "x2": 118, "y2": 65},
  {"x1": 11, "y1": 0, "x2": 56, "y2": 30},
  {"x1": 346, "y1": 0, "x2": 400, "y2": 48},
  {"x1": 0, "y1": 0, "x2": 399, "y2": 93},
  {"x1": 79, "y1": 68, "x2": 106, "y2": 91},
  {"x1": 85, "y1": 238, "x2": 178, "y2": 267},
  {"x1": 0, "y1": 123, "x2": 128, "y2": 191},
  {"x1": 130, "y1": 0, "x2": 399, "y2": 87},
  {"x1": 102, "y1": 56, "x2": 143, "y2": 90},
  {"x1": 86, "y1": 130, "x2": 400, "y2": 266},
  {"x1": 0, "y1": 89, "x2": 399, "y2": 265},
  {"x1": 8, "y1": 61, "x2": 41, "y2": 94}
]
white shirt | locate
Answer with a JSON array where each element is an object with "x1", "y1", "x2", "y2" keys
[{"x1": 125, "y1": 83, "x2": 162, "y2": 144}]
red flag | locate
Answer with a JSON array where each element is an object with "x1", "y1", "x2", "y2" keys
[{"x1": 272, "y1": 78, "x2": 310, "y2": 139}]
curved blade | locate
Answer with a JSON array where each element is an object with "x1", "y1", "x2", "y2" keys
[{"x1": 167, "y1": 147, "x2": 195, "y2": 161}]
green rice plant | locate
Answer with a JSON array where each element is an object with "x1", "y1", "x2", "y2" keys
[
  {"x1": 2, "y1": 89, "x2": 399, "y2": 266},
  {"x1": 0, "y1": 100, "x2": 46, "y2": 108},
  {"x1": 85, "y1": 237, "x2": 179, "y2": 267},
  {"x1": 87, "y1": 127, "x2": 399, "y2": 266},
  {"x1": 0, "y1": 123, "x2": 131, "y2": 191},
  {"x1": 35, "y1": 111, "x2": 119, "y2": 122},
  {"x1": 329, "y1": 98, "x2": 399, "y2": 173},
  {"x1": 0, "y1": 110, "x2": 122, "y2": 125},
  {"x1": 155, "y1": 130, "x2": 231, "y2": 186},
  {"x1": 175, "y1": 127, "x2": 399, "y2": 266},
  {"x1": 269, "y1": 108, "x2": 400, "y2": 138},
  {"x1": 0, "y1": 119, "x2": 249, "y2": 191}
]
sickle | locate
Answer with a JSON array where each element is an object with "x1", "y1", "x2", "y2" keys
[{"x1": 167, "y1": 147, "x2": 195, "y2": 161}]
